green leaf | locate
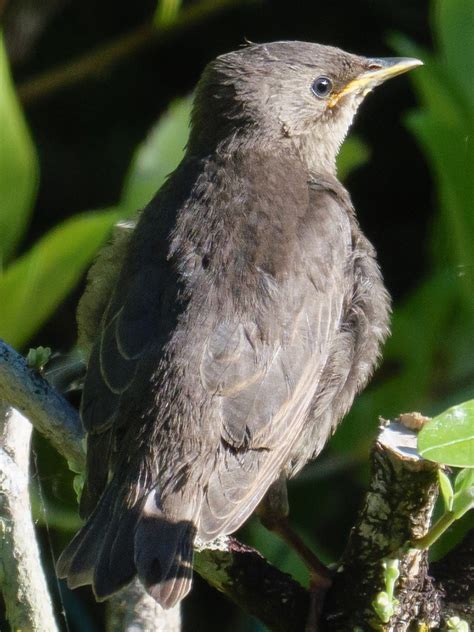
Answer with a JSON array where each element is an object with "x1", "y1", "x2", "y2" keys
[
  {"x1": 436, "y1": 0, "x2": 474, "y2": 105},
  {"x1": 438, "y1": 470, "x2": 454, "y2": 511},
  {"x1": 26, "y1": 345, "x2": 52, "y2": 372},
  {"x1": 337, "y1": 136, "x2": 370, "y2": 181},
  {"x1": 0, "y1": 31, "x2": 39, "y2": 266},
  {"x1": 0, "y1": 209, "x2": 122, "y2": 348},
  {"x1": 452, "y1": 468, "x2": 474, "y2": 518},
  {"x1": 418, "y1": 400, "x2": 474, "y2": 467},
  {"x1": 121, "y1": 97, "x2": 192, "y2": 214}
]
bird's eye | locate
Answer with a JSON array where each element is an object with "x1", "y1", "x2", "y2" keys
[{"x1": 311, "y1": 76, "x2": 333, "y2": 99}]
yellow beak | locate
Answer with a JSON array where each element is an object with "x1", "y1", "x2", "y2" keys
[{"x1": 328, "y1": 57, "x2": 423, "y2": 108}]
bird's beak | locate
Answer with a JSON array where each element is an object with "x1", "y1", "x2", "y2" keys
[{"x1": 328, "y1": 57, "x2": 423, "y2": 108}]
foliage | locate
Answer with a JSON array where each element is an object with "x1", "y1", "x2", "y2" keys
[
  {"x1": 0, "y1": 32, "x2": 38, "y2": 267},
  {"x1": 372, "y1": 559, "x2": 400, "y2": 624},
  {"x1": 418, "y1": 400, "x2": 474, "y2": 468},
  {"x1": 413, "y1": 396, "x2": 474, "y2": 551},
  {"x1": 26, "y1": 346, "x2": 52, "y2": 372}
]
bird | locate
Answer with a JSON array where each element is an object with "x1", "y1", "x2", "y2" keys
[{"x1": 57, "y1": 41, "x2": 422, "y2": 608}]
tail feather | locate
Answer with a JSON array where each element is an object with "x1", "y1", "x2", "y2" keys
[
  {"x1": 146, "y1": 535, "x2": 194, "y2": 607},
  {"x1": 134, "y1": 490, "x2": 196, "y2": 608},
  {"x1": 57, "y1": 481, "x2": 197, "y2": 608},
  {"x1": 57, "y1": 481, "x2": 116, "y2": 588},
  {"x1": 93, "y1": 501, "x2": 140, "y2": 600}
]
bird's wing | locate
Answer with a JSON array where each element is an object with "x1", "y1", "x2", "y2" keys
[
  {"x1": 79, "y1": 254, "x2": 180, "y2": 517},
  {"x1": 198, "y1": 184, "x2": 353, "y2": 539}
]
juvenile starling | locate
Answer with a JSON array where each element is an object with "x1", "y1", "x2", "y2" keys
[{"x1": 57, "y1": 41, "x2": 422, "y2": 607}]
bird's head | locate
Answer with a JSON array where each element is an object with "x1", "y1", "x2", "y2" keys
[{"x1": 190, "y1": 41, "x2": 422, "y2": 173}]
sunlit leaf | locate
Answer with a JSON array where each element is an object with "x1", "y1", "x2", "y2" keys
[
  {"x1": 418, "y1": 400, "x2": 474, "y2": 467},
  {"x1": 0, "y1": 209, "x2": 122, "y2": 348},
  {"x1": 121, "y1": 97, "x2": 192, "y2": 213},
  {"x1": 0, "y1": 31, "x2": 39, "y2": 266},
  {"x1": 438, "y1": 470, "x2": 454, "y2": 511},
  {"x1": 452, "y1": 468, "x2": 474, "y2": 517}
]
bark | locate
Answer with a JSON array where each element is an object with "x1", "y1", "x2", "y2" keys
[
  {"x1": 0, "y1": 341, "x2": 84, "y2": 472},
  {"x1": 107, "y1": 579, "x2": 181, "y2": 632},
  {"x1": 0, "y1": 402, "x2": 59, "y2": 632},
  {"x1": 194, "y1": 535, "x2": 310, "y2": 632},
  {"x1": 323, "y1": 421, "x2": 442, "y2": 631}
]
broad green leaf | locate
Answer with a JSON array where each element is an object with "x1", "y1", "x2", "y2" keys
[
  {"x1": 121, "y1": 97, "x2": 192, "y2": 213},
  {"x1": 438, "y1": 469, "x2": 454, "y2": 511},
  {"x1": 337, "y1": 136, "x2": 370, "y2": 181},
  {"x1": 452, "y1": 468, "x2": 474, "y2": 517},
  {"x1": 0, "y1": 31, "x2": 39, "y2": 266},
  {"x1": 418, "y1": 400, "x2": 474, "y2": 467},
  {"x1": 0, "y1": 209, "x2": 122, "y2": 348}
]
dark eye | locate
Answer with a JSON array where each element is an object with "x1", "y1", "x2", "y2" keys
[{"x1": 311, "y1": 76, "x2": 333, "y2": 98}]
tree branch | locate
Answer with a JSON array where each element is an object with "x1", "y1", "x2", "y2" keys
[
  {"x1": 323, "y1": 420, "x2": 442, "y2": 630},
  {"x1": 194, "y1": 536, "x2": 310, "y2": 632},
  {"x1": 0, "y1": 402, "x2": 59, "y2": 631},
  {"x1": 0, "y1": 340, "x2": 84, "y2": 472},
  {"x1": 106, "y1": 579, "x2": 181, "y2": 632}
]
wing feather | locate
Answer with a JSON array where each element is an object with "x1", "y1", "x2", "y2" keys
[{"x1": 199, "y1": 187, "x2": 351, "y2": 540}]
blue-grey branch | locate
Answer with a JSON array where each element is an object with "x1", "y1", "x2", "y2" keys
[{"x1": 0, "y1": 339, "x2": 85, "y2": 472}]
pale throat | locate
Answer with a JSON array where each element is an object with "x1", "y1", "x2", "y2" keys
[{"x1": 292, "y1": 97, "x2": 361, "y2": 176}]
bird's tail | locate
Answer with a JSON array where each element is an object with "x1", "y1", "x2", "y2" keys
[{"x1": 56, "y1": 480, "x2": 196, "y2": 608}]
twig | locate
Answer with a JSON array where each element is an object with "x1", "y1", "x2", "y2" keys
[
  {"x1": 17, "y1": 0, "x2": 249, "y2": 105},
  {"x1": 0, "y1": 402, "x2": 59, "y2": 631}
]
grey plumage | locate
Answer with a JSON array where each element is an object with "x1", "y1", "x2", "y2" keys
[{"x1": 57, "y1": 41, "x2": 421, "y2": 607}]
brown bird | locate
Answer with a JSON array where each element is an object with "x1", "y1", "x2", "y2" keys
[{"x1": 57, "y1": 41, "x2": 421, "y2": 607}]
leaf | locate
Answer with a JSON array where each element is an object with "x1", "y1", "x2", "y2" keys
[
  {"x1": 0, "y1": 209, "x2": 122, "y2": 348},
  {"x1": 438, "y1": 470, "x2": 454, "y2": 511},
  {"x1": 452, "y1": 468, "x2": 474, "y2": 518},
  {"x1": 0, "y1": 31, "x2": 39, "y2": 266},
  {"x1": 436, "y1": 0, "x2": 474, "y2": 105},
  {"x1": 418, "y1": 400, "x2": 474, "y2": 467},
  {"x1": 121, "y1": 97, "x2": 192, "y2": 214},
  {"x1": 337, "y1": 136, "x2": 370, "y2": 181}
]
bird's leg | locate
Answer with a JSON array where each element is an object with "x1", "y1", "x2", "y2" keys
[{"x1": 256, "y1": 475, "x2": 332, "y2": 590}]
